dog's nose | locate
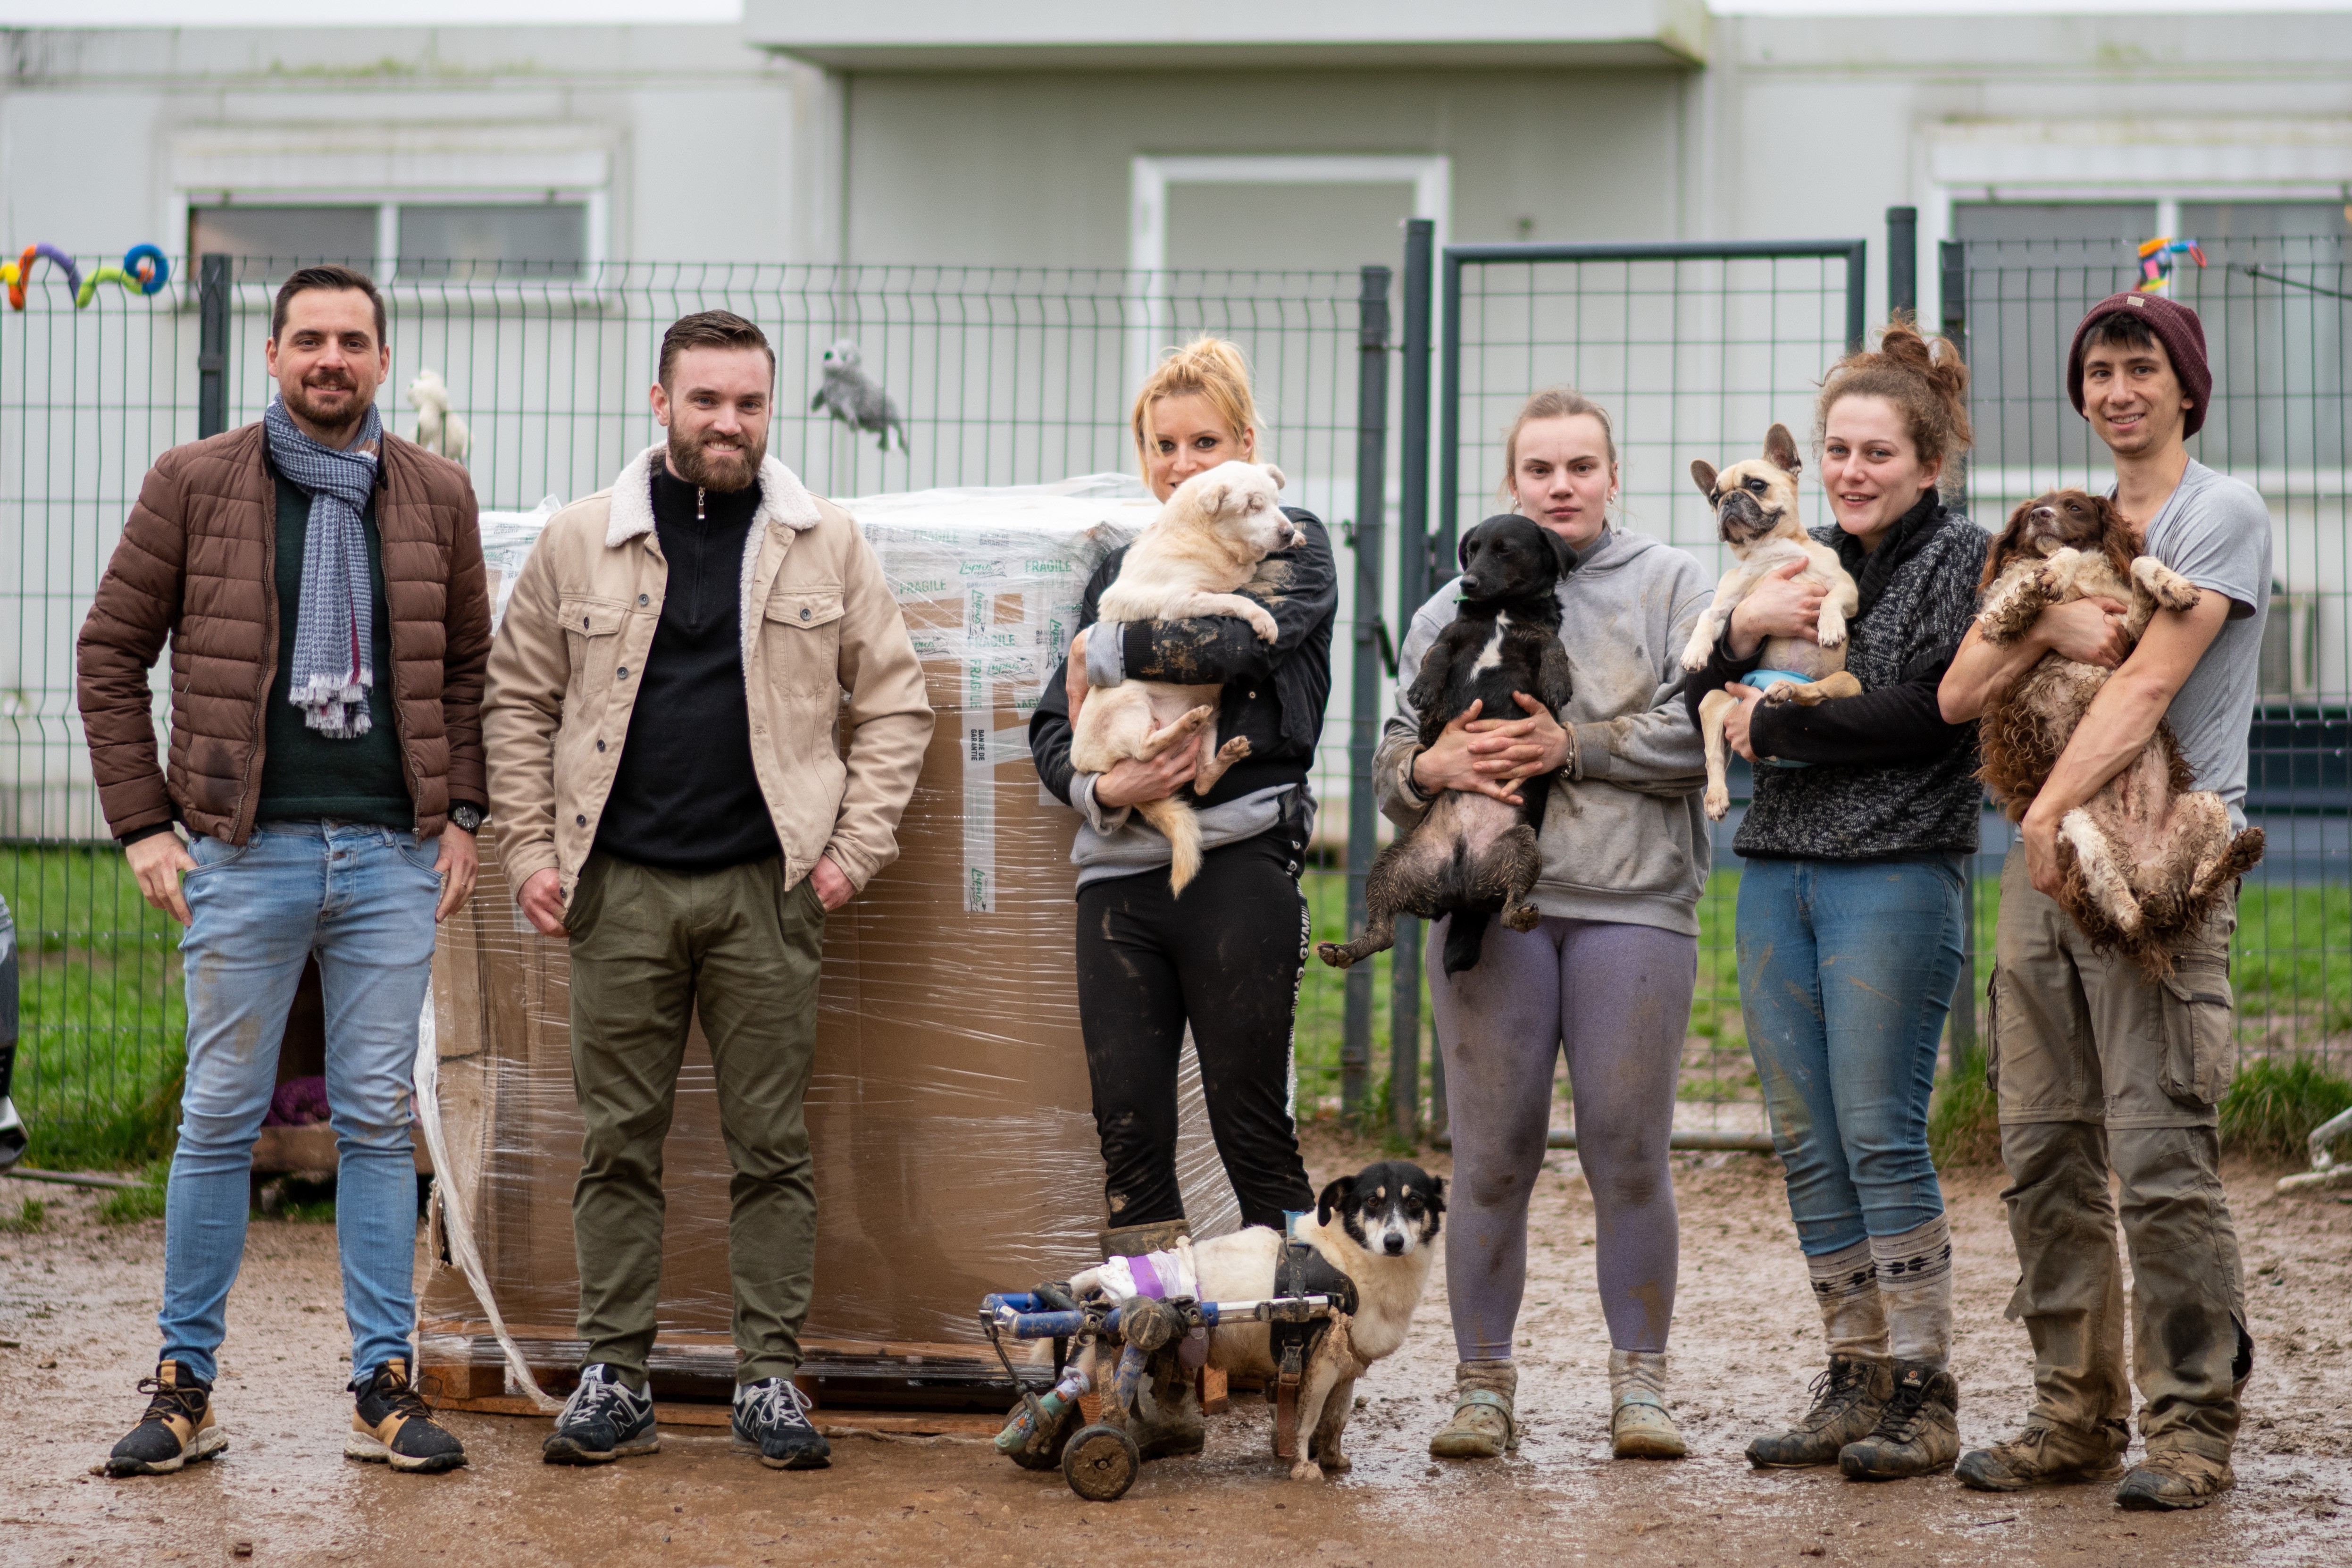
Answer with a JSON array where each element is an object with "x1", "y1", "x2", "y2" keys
[
  {"x1": 2029, "y1": 506, "x2": 2057, "y2": 525},
  {"x1": 1384, "y1": 1234, "x2": 1406, "y2": 1256}
]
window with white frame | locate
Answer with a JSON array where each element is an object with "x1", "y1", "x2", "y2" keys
[{"x1": 189, "y1": 198, "x2": 591, "y2": 283}]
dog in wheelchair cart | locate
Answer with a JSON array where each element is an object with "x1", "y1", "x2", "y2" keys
[{"x1": 982, "y1": 1161, "x2": 1443, "y2": 1498}]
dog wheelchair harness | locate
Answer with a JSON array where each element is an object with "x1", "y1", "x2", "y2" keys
[{"x1": 979, "y1": 1251, "x2": 1352, "y2": 1501}]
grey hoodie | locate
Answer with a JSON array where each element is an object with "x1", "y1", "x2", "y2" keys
[{"x1": 1373, "y1": 528, "x2": 1714, "y2": 936}]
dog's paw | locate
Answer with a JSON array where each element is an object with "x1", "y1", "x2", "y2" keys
[
  {"x1": 1759, "y1": 680, "x2": 1799, "y2": 705},
  {"x1": 1216, "y1": 736, "x2": 1250, "y2": 763},
  {"x1": 1502, "y1": 902, "x2": 1540, "y2": 932},
  {"x1": 1704, "y1": 784, "x2": 1730, "y2": 821},
  {"x1": 1315, "y1": 1449, "x2": 1353, "y2": 1474},
  {"x1": 1288, "y1": 1458, "x2": 1325, "y2": 1483},
  {"x1": 1679, "y1": 647, "x2": 1711, "y2": 674},
  {"x1": 1316, "y1": 942, "x2": 1354, "y2": 970},
  {"x1": 1246, "y1": 607, "x2": 1280, "y2": 643}
]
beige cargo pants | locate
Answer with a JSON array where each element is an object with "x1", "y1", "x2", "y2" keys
[{"x1": 1988, "y1": 842, "x2": 2251, "y2": 1463}]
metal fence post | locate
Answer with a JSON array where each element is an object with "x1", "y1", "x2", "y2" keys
[
  {"x1": 1940, "y1": 235, "x2": 1980, "y2": 1069},
  {"x1": 1844, "y1": 239, "x2": 1869, "y2": 353},
  {"x1": 1887, "y1": 207, "x2": 1917, "y2": 320},
  {"x1": 1341, "y1": 264, "x2": 1393, "y2": 1125},
  {"x1": 197, "y1": 254, "x2": 228, "y2": 439},
  {"x1": 1391, "y1": 219, "x2": 1434, "y2": 1143}
]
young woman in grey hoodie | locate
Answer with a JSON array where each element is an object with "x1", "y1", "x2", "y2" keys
[{"x1": 1373, "y1": 388, "x2": 1713, "y2": 1461}]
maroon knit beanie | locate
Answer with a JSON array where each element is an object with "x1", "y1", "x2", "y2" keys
[{"x1": 2066, "y1": 291, "x2": 2212, "y2": 438}]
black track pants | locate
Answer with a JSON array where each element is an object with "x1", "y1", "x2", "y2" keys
[{"x1": 1074, "y1": 828, "x2": 1317, "y2": 1231}]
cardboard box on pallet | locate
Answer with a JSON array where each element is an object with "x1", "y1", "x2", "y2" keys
[{"x1": 420, "y1": 478, "x2": 1243, "y2": 1393}]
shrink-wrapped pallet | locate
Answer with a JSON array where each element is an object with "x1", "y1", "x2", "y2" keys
[{"x1": 419, "y1": 477, "x2": 1242, "y2": 1405}]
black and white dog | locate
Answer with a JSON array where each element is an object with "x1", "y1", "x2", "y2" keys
[
  {"x1": 1318, "y1": 513, "x2": 1576, "y2": 975},
  {"x1": 1068, "y1": 1161, "x2": 1445, "y2": 1481}
]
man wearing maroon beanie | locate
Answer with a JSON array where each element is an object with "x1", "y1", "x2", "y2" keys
[{"x1": 1941, "y1": 291, "x2": 2268, "y2": 1510}]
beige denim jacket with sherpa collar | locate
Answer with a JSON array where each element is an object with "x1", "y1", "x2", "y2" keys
[{"x1": 482, "y1": 442, "x2": 933, "y2": 909}]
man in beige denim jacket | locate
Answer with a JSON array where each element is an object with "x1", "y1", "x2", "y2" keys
[{"x1": 483, "y1": 311, "x2": 929, "y2": 1473}]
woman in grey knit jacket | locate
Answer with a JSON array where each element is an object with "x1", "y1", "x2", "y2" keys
[
  {"x1": 1684, "y1": 321, "x2": 1988, "y2": 1482},
  {"x1": 1375, "y1": 388, "x2": 1713, "y2": 1462}
]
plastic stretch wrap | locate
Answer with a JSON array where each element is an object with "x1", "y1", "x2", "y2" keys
[{"x1": 420, "y1": 476, "x2": 1243, "y2": 1361}]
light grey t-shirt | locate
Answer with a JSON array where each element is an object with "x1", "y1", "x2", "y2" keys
[{"x1": 2129, "y1": 460, "x2": 2271, "y2": 828}]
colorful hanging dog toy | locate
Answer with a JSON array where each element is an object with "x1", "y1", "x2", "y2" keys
[
  {"x1": 0, "y1": 244, "x2": 169, "y2": 310},
  {"x1": 2136, "y1": 236, "x2": 2206, "y2": 295}
]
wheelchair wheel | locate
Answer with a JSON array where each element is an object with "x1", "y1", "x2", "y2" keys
[{"x1": 1062, "y1": 1422, "x2": 1140, "y2": 1501}]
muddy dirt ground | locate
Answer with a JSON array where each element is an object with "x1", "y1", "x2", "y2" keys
[{"x1": 3, "y1": 1136, "x2": 2347, "y2": 1568}]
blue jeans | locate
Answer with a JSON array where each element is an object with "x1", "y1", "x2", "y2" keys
[
  {"x1": 159, "y1": 822, "x2": 441, "y2": 1384},
  {"x1": 1737, "y1": 855, "x2": 1965, "y2": 1256}
]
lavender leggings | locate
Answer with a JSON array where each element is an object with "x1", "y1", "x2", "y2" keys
[{"x1": 1430, "y1": 915, "x2": 1695, "y2": 1358}]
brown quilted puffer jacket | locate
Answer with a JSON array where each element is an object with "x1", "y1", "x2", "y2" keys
[{"x1": 76, "y1": 422, "x2": 491, "y2": 845}]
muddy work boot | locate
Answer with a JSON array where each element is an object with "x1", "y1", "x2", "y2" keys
[
  {"x1": 1430, "y1": 1359, "x2": 1517, "y2": 1459},
  {"x1": 1097, "y1": 1216, "x2": 1192, "y2": 1260},
  {"x1": 346, "y1": 1358, "x2": 468, "y2": 1474},
  {"x1": 1838, "y1": 1360, "x2": 1957, "y2": 1480},
  {"x1": 1608, "y1": 1350, "x2": 1685, "y2": 1459},
  {"x1": 2116, "y1": 1447, "x2": 2235, "y2": 1511},
  {"x1": 1955, "y1": 1419, "x2": 2129, "y2": 1493},
  {"x1": 1747, "y1": 1354, "x2": 1893, "y2": 1468},
  {"x1": 105, "y1": 1360, "x2": 227, "y2": 1476}
]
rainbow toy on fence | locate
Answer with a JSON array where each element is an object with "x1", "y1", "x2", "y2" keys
[
  {"x1": 2136, "y1": 236, "x2": 2206, "y2": 295},
  {"x1": 0, "y1": 244, "x2": 169, "y2": 310}
]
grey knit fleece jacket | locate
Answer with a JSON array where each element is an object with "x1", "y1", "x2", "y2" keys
[{"x1": 1373, "y1": 528, "x2": 1715, "y2": 937}]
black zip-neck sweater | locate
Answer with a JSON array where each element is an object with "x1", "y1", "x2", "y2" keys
[{"x1": 593, "y1": 467, "x2": 781, "y2": 871}]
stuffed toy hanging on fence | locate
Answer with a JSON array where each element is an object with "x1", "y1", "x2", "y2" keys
[
  {"x1": 407, "y1": 369, "x2": 472, "y2": 469},
  {"x1": 813, "y1": 337, "x2": 911, "y2": 453},
  {"x1": 2136, "y1": 236, "x2": 2206, "y2": 295},
  {"x1": 0, "y1": 244, "x2": 168, "y2": 310}
]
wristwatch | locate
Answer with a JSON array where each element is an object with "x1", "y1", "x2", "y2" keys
[{"x1": 448, "y1": 803, "x2": 485, "y2": 834}]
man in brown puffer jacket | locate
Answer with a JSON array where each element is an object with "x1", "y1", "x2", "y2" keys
[{"x1": 76, "y1": 265, "x2": 486, "y2": 1478}]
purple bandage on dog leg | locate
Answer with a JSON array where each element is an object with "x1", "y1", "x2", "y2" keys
[{"x1": 1126, "y1": 1254, "x2": 1165, "y2": 1299}]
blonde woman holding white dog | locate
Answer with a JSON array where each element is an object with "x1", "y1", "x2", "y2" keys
[
  {"x1": 1683, "y1": 321, "x2": 1988, "y2": 1481},
  {"x1": 1375, "y1": 388, "x2": 1714, "y2": 1462},
  {"x1": 1028, "y1": 339, "x2": 1333, "y2": 1290}
]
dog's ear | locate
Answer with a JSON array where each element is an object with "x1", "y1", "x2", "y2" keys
[
  {"x1": 1764, "y1": 424, "x2": 1802, "y2": 477},
  {"x1": 1457, "y1": 520, "x2": 1487, "y2": 571},
  {"x1": 1690, "y1": 459, "x2": 1718, "y2": 500},
  {"x1": 1198, "y1": 477, "x2": 1234, "y2": 517},
  {"x1": 1424, "y1": 1174, "x2": 1446, "y2": 1213},
  {"x1": 1545, "y1": 528, "x2": 1577, "y2": 579},
  {"x1": 1315, "y1": 1175, "x2": 1356, "y2": 1227},
  {"x1": 1261, "y1": 463, "x2": 1287, "y2": 493}
]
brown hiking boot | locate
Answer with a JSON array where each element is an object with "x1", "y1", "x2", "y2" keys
[
  {"x1": 105, "y1": 1360, "x2": 226, "y2": 1476},
  {"x1": 1746, "y1": 1354, "x2": 1892, "y2": 1468},
  {"x1": 2116, "y1": 1448, "x2": 2235, "y2": 1511},
  {"x1": 1838, "y1": 1360, "x2": 1958, "y2": 1480},
  {"x1": 1956, "y1": 1419, "x2": 2129, "y2": 1492}
]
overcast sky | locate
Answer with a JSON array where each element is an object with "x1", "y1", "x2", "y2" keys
[{"x1": 0, "y1": 0, "x2": 2347, "y2": 26}]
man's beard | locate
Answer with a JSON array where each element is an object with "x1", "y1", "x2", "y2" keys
[
  {"x1": 284, "y1": 373, "x2": 370, "y2": 442},
  {"x1": 669, "y1": 427, "x2": 765, "y2": 493}
]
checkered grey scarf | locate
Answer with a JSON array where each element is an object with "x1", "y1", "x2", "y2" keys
[{"x1": 264, "y1": 396, "x2": 382, "y2": 739}]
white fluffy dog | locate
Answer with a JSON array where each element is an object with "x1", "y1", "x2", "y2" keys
[
  {"x1": 406, "y1": 368, "x2": 471, "y2": 468},
  {"x1": 1066, "y1": 1161, "x2": 1445, "y2": 1481},
  {"x1": 1069, "y1": 459, "x2": 1293, "y2": 892}
]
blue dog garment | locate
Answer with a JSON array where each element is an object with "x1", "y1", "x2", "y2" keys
[{"x1": 1742, "y1": 670, "x2": 1817, "y2": 769}]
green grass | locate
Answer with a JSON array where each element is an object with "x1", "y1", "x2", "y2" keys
[
  {"x1": 2219, "y1": 1056, "x2": 2352, "y2": 1161},
  {"x1": 3, "y1": 844, "x2": 188, "y2": 1171},
  {"x1": 0, "y1": 1196, "x2": 47, "y2": 1233},
  {"x1": 97, "y1": 1162, "x2": 169, "y2": 1224}
]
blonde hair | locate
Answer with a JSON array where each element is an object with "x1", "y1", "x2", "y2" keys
[
  {"x1": 1131, "y1": 337, "x2": 1262, "y2": 478},
  {"x1": 1498, "y1": 386, "x2": 1618, "y2": 503},
  {"x1": 1816, "y1": 318, "x2": 1973, "y2": 500}
]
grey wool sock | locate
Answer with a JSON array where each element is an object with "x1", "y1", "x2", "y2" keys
[
  {"x1": 1807, "y1": 1238, "x2": 1888, "y2": 1358},
  {"x1": 1870, "y1": 1216, "x2": 1954, "y2": 1366}
]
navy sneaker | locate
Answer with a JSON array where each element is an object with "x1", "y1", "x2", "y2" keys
[
  {"x1": 346, "y1": 1358, "x2": 468, "y2": 1474},
  {"x1": 105, "y1": 1360, "x2": 227, "y2": 1476},
  {"x1": 543, "y1": 1364, "x2": 659, "y2": 1466},
  {"x1": 732, "y1": 1377, "x2": 829, "y2": 1470}
]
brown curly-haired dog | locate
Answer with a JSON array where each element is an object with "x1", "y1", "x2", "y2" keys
[{"x1": 1976, "y1": 490, "x2": 2263, "y2": 976}]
